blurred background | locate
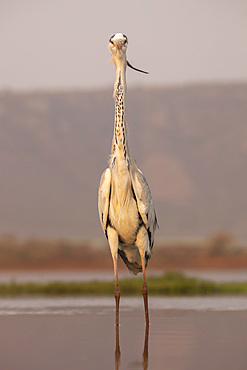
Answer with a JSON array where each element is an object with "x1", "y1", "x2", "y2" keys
[{"x1": 1, "y1": 0, "x2": 247, "y2": 272}]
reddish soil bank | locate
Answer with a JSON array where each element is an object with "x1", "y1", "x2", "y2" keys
[
  {"x1": 1, "y1": 254, "x2": 247, "y2": 272},
  {"x1": 1, "y1": 234, "x2": 247, "y2": 271}
]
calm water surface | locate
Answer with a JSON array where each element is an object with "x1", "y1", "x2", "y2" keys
[{"x1": 0, "y1": 296, "x2": 247, "y2": 370}]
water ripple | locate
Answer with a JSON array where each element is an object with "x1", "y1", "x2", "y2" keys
[{"x1": 0, "y1": 296, "x2": 246, "y2": 316}]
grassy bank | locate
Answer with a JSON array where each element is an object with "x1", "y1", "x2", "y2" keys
[{"x1": 0, "y1": 272, "x2": 247, "y2": 296}]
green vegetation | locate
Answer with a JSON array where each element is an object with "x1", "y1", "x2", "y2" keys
[{"x1": 0, "y1": 271, "x2": 247, "y2": 296}]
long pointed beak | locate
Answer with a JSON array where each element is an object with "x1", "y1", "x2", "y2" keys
[{"x1": 115, "y1": 40, "x2": 124, "y2": 50}]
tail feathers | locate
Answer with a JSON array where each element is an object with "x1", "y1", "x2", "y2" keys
[
  {"x1": 118, "y1": 249, "x2": 141, "y2": 275},
  {"x1": 118, "y1": 248, "x2": 150, "y2": 275}
]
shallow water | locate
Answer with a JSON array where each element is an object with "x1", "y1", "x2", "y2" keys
[{"x1": 0, "y1": 297, "x2": 247, "y2": 370}]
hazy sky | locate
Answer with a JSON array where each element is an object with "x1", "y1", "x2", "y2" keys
[{"x1": 1, "y1": 0, "x2": 247, "y2": 90}]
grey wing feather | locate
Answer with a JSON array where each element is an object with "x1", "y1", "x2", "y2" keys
[
  {"x1": 98, "y1": 168, "x2": 111, "y2": 234},
  {"x1": 130, "y1": 166, "x2": 158, "y2": 248}
]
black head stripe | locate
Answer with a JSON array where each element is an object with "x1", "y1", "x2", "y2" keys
[
  {"x1": 109, "y1": 34, "x2": 115, "y2": 43},
  {"x1": 127, "y1": 61, "x2": 149, "y2": 74}
]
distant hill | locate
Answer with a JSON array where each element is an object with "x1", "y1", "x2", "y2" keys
[{"x1": 0, "y1": 83, "x2": 247, "y2": 239}]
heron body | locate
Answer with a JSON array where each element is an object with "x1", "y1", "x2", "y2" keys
[{"x1": 98, "y1": 33, "x2": 157, "y2": 324}]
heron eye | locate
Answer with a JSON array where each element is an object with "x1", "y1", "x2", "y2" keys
[
  {"x1": 109, "y1": 39, "x2": 114, "y2": 44},
  {"x1": 124, "y1": 39, "x2": 127, "y2": 45}
]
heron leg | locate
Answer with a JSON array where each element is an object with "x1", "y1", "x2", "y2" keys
[
  {"x1": 107, "y1": 226, "x2": 120, "y2": 326},
  {"x1": 136, "y1": 227, "x2": 150, "y2": 325},
  {"x1": 113, "y1": 255, "x2": 120, "y2": 326},
  {"x1": 141, "y1": 253, "x2": 149, "y2": 325}
]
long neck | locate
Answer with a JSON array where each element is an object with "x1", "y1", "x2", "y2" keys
[
  {"x1": 110, "y1": 66, "x2": 132, "y2": 209},
  {"x1": 113, "y1": 54, "x2": 127, "y2": 98},
  {"x1": 110, "y1": 66, "x2": 130, "y2": 166}
]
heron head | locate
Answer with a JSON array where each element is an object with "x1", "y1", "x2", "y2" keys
[
  {"x1": 109, "y1": 33, "x2": 149, "y2": 75},
  {"x1": 109, "y1": 33, "x2": 128, "y2": 60}
]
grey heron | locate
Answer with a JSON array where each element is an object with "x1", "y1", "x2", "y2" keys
[{"x1": 98, "y1": 33, "x2": 157, "y2": 325}]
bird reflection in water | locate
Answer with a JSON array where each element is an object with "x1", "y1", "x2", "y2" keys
[
  {"x1": 115, "y1": 324, "x2": 121, "y2": 370},
  {"x1": 115, "y1": 322, "x2": 149, "y2": 370}
]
